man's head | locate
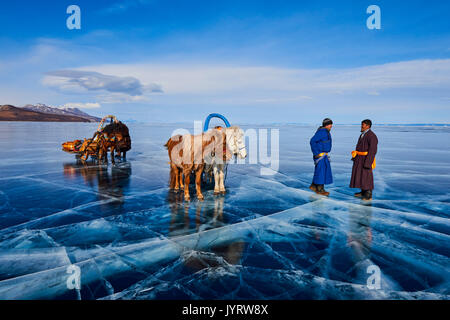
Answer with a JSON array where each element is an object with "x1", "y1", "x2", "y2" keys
[
  {"x1": 322, "y1": 118, "x2": 333, "y2": 130},
  {"x1": 361, "y1": 119, "x2": 372, "y2": 132}
]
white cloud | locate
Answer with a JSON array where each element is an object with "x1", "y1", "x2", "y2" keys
[
  {"x1": 81, "y1": 59, "x2": 450, "y2": 96},
  {"x1": 44, "y1": 70, "x2": 162, "y2": 96},
  {"x1": 62, "y1": 102, "x2": 101, "y2": 109},
  {"x1": 35, "y1": 58, "x2": 450, "y2": 111}
]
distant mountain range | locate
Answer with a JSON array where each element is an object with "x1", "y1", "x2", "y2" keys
[{"x1": 0, "y1": 104, "x2": 101, "y2": 122}]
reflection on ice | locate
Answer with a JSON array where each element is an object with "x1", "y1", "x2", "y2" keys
[
  {"x1": 0, "y1": 123, "x2": 448, "y2": 299},
  {"x1": 63, "y1": 160, "x2": 132, "y2": 207}
]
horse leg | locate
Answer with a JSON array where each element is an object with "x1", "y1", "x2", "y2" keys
[
  {"x1": 203, "y1": 165, "x2": 211, "y2": 184},
  {"x1": 98, "y1": 149, "x2": 103, "y2": 163},
  {"x1": 195, "y1": 166, "x2": 204, "y2": 200},
  {"x1": 219, "y1": 164, "x2": 226, "y2": 194},
  {"x1": 213, "y1": 165, "x2": 220, "y2": 195},
  {"x1": 81, "y1": 151, "x2": 88, "y2": 162},
  {"x1": 103, "y1": 147, "x2": 108, "y2": 163},
  {"x1": 183, "y1": 167, "x2": 191, "y2": 201},
  {"x1": 207, "y1": 165, "x2": 214, "y2": 184},
  {"x1": 110, "y1": 145, "x2": 115, "y2": 164},
  {"x1": 172, "y1": 164, "x2": 180, "y2": 191},
  {"x1": 179, "y1": 171, "x2": 184, "y2": 190}
]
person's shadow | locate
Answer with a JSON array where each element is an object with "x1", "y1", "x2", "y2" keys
[
  {"x1": 347, "y1": 201, "x2": 373, "y2": 263},
  {"x1": 346, "y1": 201, "x2": 374, "y2": 284}
]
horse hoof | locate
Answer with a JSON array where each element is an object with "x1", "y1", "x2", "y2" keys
[
  {"x1": 220, "y1": 191, "x2": 226, "y2": 195},
  {"x1": 184, "y1": 196, "x2": 190, "y2": 201},
  {"x1": 214, "y1": 191, "x2": 220, "y2": 196},
  {"x1": 197, "y1": 195, "x2": 204, "y2": 201}
]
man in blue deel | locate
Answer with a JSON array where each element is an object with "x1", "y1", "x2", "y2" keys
[{"x1": 309, "y1": 118, "x2": 333, "y2": 196}]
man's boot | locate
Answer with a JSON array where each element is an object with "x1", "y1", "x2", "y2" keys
[
  {"x1": 362, "y1": 190, "x2": 372, "y2": 201},
  {"x1": 309, "y1": 183, "x2": 317, "y2": 192},
  {"x1": 354, "y1": 190, "x2": 364, "y2": 197},
  {"x1": 316, "y1": 185, "x2": 330, "y2": 197}
]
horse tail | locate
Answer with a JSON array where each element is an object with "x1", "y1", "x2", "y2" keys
[{"x1": 164, "y1": 139, "x2": 170, "y2": 149}]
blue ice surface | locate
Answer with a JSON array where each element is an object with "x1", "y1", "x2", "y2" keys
[{"x1": 0, "y1": 122, "x2": 448, "y2": 300}]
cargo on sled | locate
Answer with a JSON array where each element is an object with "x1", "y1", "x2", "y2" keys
[{"x1": 62, "y1": 115, "x2": 131, "y2": 163}]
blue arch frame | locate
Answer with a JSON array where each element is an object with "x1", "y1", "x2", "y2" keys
[{"x1": 203, "y1": 113, "x2": 231, "y2": 132}]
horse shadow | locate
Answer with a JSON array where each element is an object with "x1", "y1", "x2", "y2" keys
[
  {"x1": 166, "y1": 191, "x2": 245, "y2": 270},
  {"x1": 63, "y1": 160, "x2": 132, "y2": 207}
]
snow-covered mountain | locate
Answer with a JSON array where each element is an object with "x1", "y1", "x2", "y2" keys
[
  {"x1": 22, "y1": 104, "x2": 101, "y2": 122},
  {"x1": 0, "y1": 105, "x2": 91, "y2": 122}
]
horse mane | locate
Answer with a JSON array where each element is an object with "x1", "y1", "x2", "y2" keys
[{"x1": 225, "y1": 125, "x2": 240, "y2": 133}]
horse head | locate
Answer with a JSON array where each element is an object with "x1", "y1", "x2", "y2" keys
[{"x1": 225, "y1": 126, "x2": 247, "y2": 159}]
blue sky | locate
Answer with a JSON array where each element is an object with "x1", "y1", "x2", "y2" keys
[{"x1": 0, "y1": 0, "x2": 449, "y2": 124}]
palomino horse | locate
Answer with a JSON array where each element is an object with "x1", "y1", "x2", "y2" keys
[
  {"x1": 165, "y1": 129, "x2": 223, "y2": 201},
  {"x1": 204, "y1": 126, "x2": 247, "y2": 195},
  {"x1": 165, "y1": 126, "x2": 247, "y2": 200}
]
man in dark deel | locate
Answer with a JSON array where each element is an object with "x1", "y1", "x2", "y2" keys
[
  {"x1": 309, "y1": 118, "x2": 333, "y2": 196},
  {"x1": 350, "y1": 119, "x2": 378, "y2": 200}
]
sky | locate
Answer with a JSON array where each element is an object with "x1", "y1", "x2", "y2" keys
[{"x1": 0, "y1": 0, "x2": 449, "y2": 124}]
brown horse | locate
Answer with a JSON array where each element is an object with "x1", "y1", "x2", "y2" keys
[
  {"x1": 100, "y1": 121, "x2": 132, "y2": 163},
  {"x1": 97, "y1": 132, "x2": 118, "y2": 164},
  {"x1": 165, "y1": 130, "x2": 222, "y2": 201}
]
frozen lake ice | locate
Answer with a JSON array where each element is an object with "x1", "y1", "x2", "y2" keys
[{"x1": 0, "y1": 122, "x2": 448, "y2": 299}]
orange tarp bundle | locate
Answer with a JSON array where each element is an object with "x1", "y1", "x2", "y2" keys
[{"x1": 62, "y1": 140, "x2": 82, "y2": 152}]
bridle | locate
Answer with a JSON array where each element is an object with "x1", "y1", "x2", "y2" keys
[{"x1": 231, "y1": 128, "x2": 245, "y2": 155}]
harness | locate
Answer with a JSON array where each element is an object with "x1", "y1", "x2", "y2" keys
[
  {"x1": 235, "y1": 133, "x2": 246, "y2": 153},
  {"x1": 210, "y1": 129, "x2": 244, "y2": 158}
]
